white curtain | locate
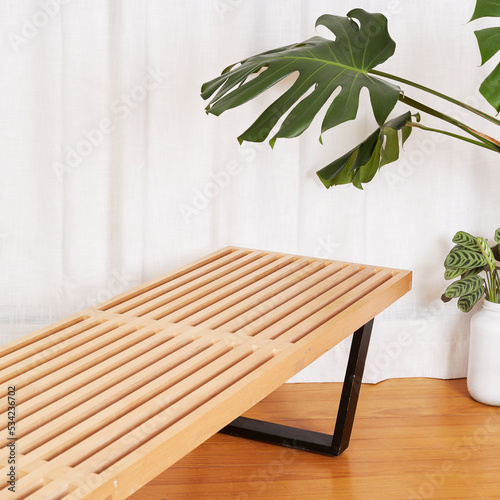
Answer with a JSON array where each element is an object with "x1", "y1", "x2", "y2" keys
[{"x1": 1, "y1": 0, "x2": 499, "y2": 382}]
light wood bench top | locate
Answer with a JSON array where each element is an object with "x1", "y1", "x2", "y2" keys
[{"x1": 0, "y1": 247, "x2": 411, "y2": 499}]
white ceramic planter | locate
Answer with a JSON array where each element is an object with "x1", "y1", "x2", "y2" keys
[{"x1": 467, "y1": 299, "x2": 500, "y2": 406}]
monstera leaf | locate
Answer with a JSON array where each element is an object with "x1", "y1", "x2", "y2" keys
[
  {"x1": 316, "y1": 111, "x2": 413, "y2": 189},
  {"x1": 202, "y1": 3, "x2": 500, "y2": 190},
  {"x1": 201, "y1": 9, "x2": 400, "y2": 146},
  {"x1": 470, "y1": 0, "x2": 500, "y2": 111}
]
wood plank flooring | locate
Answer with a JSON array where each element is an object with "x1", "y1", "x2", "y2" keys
[{"x1": 131, "y1": 378, "x2": 500, "y2": 500}]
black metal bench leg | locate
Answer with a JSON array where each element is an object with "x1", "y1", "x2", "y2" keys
[{"x1": 219, "y1": 319, "x2": 374, "y2": 456}]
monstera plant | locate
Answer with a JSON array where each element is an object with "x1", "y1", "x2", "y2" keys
[
  {"x1": 442, "y1": 229, "x2": 500, "y2": 312},
  {"x1": 201, "y1": 1, "x2": 500, "y2": 189}
]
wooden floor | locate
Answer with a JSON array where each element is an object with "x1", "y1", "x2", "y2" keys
[{"x1": 131, "y1": 378, "x2": 500, "y2": 500}]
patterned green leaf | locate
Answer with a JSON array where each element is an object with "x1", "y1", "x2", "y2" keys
[
  {"x1": 452, "y1": 231, "x2": 479, "y2": 250},
  {"x1": 201, "y1": 10, "x2": 400, "y2": 145},
  {"x1": 477, "y1": 236, "x2": 496, "y2": 272},
  {"x1": 316, "y1": 112, "x2": 412, "y2": 189},
  {"x1": 461, "y1": 266, "x2": 485, "y2": 278},
  {"x1": 444, "y1": 275, "x2": 485, "y2": 298},
  {"x1": 457, "y1": 287, "x2": 485, "y2": 312},
  {"x1": 495, "y1": 227, "x2": 500, "y2": 244},
  {"x1": 444, "y1": 267, "x2": 465, "y2": 280},
  {"x1": 444, "y1": 248, "x2": 488, "y2": 270}
]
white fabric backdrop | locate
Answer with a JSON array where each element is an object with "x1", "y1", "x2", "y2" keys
[{"x1": 1, "y1": 0, "x2": 499, "y2": 382}]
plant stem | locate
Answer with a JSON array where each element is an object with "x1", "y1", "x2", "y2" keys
[
  {"x1": 399, "y1": 94, "x2": 500, "y2": 152},
  {"x1": 407, "y1": 122, "x2": 496, "y2": 150},
  {"x1": 485, "y1": 268, "x2": 500, "y2": 303},
  {"x1": 493, "y1": 269, "x2": 500, "y2": 303},
  {"x1": 369, "y1": 68, "x2": 500, "y2": 127}
]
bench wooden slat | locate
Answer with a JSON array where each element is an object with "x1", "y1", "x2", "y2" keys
[
  {"x1": 0, "y1": 323, "x2": 177, "y2": 417},
  {"x1": 0, "y1": 247, "x2": 411, "y2": 499},
  {"x1": 105, "y1": 248, "x2": 253, "y2": 315},
  {"x1": 251, "y1": 268, "x2": 395, "y2": 341},
  {"x1": 16, "y1": 336, "x2": 237, "y2": 467},
  {"x1": 0, "y1": 323, "x2": 139, "y2": 391},
  {"x1": 136, "y1": 253, "x2": 293, "y2": 320},
  {"x1": 0, "y1": 327, "x2": 209, "y2": 455},
  {"x1": 282, "y1": 271, "x2": 403, "y2": 345},
  {"x1": 186, "y1": 256, "x2": 316, "y2": 326},
  {"x1": 6, "y1": 340, "x2": 269, "y2": 494},
  {"x1": 228, "y1": 263, "x2": 368, "y2": 335},
  {"x1": 194, "y1": 258, "x2": 331, "y2": 329},
  {"x1": 0, "y1": 316, "x2": 90, "y2": 362},
  {"x1": 0, "y1": 317, "x2": 100, "y2": 373},
  {"x1": 211, "y1": 260, "x2": 346, "y2": 332},
  {"x1": 98, "y1": 247, "x2": 237, "y2": 310}
]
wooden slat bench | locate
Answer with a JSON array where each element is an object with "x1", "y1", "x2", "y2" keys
[{"x1": 0, "y1": 247, "x2": 411, "y2": 499}]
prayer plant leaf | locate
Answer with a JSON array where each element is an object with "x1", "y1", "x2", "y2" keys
[
  {"x1": 444, "y1": 248, "x2": 488, "y2": 270},
  {"x1": 457, "y1": 287, "x2": 486, "y2": 312},
  {"x1": 444, "y1": 263, "x2": 484, "y2": 281},
  {"x1": 201, "y1": 9, "x2": 400, "y2": 145},
  {"x1": 444, "y1": 267, "x2": 465, "y2": 280},
  {"x1": 495, "y1": 227, "x2": 500, "y2": 244},
  {"x1": 470, "y1": 0, "x2": 500, "y2": 111},
  {"x1": 477, "y1": 236, "x2": 496, "y2": 272},
  {"x1": 444, "y1": 275, "x2": 485, "y2": 298},
  {"x1": 452, "y1": 231, "x2": 479, "y2": 251},
  {"x1": 316, "y1": 111, "x2": 412, "y2": 189},
  {"x1": 461, "y1": 266, "x2": 485, "y2": 278}
]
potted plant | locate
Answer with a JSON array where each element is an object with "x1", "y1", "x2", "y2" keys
[
  {"x1": 200, "y1": 1, "x2": 500, "y2": 189},
  {"x1": 441, "y1": 229, "x2": 500, "y2": 405}
]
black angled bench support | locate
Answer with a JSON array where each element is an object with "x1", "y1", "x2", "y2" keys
[{"x1": 219, "y1": 319, "x2": 374, "y2": 456}]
